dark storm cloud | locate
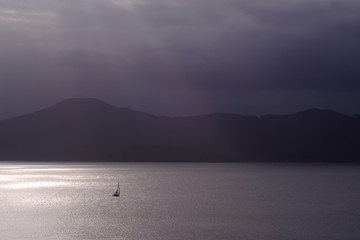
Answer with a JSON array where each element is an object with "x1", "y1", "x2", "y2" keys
[
  {"x1": 141, "y1": 0, "x2": 360, "y2": 92},
  {"x1": 1, "y1": 0, "x2": 360, "y2": 118}
]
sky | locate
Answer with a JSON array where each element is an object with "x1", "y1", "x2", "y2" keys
[{"x1": 1, "y1": 0, "x2": 360, "y2": 119}]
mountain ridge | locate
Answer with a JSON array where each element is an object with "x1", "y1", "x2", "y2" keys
[
  {"x1": 2, "y1": 98, "x2": 355, "y2": 123},
  {"x1": 0, "y1": 98, "x2": 359, "y2": 162}
]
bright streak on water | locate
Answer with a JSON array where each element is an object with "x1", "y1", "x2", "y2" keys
[
  {"x1": 20, "y1": 168, "x2": 71, "y2": 171},
  {"x1": 5, "y1": 181, "x2": 68, "y2": 189},
  {"x1": 0, "y1": 162, "x2": 359, "y2": 240}
]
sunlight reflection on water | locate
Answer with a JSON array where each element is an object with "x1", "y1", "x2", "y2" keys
[
  {"x1": 20, "y1": 168, "x2": 71, "y2": 171},
  {"x1": 0, "y1": 165, "x2": 89, "y2": 190},
  {"x1": 0, "y1": 162, "x2": 359, "y2": 240},
  {"x1": 5, "y1": 181, "x2": 68, "y2": 189},
  {"x1": 0, "y1": 176, "x2": 11, "y2": 181}
]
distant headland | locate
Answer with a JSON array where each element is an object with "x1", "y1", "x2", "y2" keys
[{"x1": 0, "y1": 98, "x2": 359, "y2": 162}]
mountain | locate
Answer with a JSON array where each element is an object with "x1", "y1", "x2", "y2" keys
[{"x1": 0, "y1": 98, "x2": 359, "y2": 162}]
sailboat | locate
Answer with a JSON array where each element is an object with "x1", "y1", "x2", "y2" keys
[{"x1": 113, "y1": 182, "x2": 120, "y2": 197}]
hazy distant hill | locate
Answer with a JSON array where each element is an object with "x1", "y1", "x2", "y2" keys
[{"x1": 0, "y1": 98, "x2": 359, "y2": 162}]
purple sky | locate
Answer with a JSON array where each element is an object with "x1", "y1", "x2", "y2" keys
[{"x1": 1, "y1": 0, "x2": 360, "y2": 119}]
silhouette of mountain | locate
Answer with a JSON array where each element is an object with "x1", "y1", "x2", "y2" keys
[{"x1": 0, "y1": 98, "x2": 359, "y2": 162}]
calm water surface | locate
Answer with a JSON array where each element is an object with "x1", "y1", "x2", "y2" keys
[{"x1": 0, "y1": 162, "x2": 359, "y2": 240}]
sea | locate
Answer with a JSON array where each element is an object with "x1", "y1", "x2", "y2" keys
[{"x1": 0, "y1": 162, "x2": 359, "y2": 240}]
